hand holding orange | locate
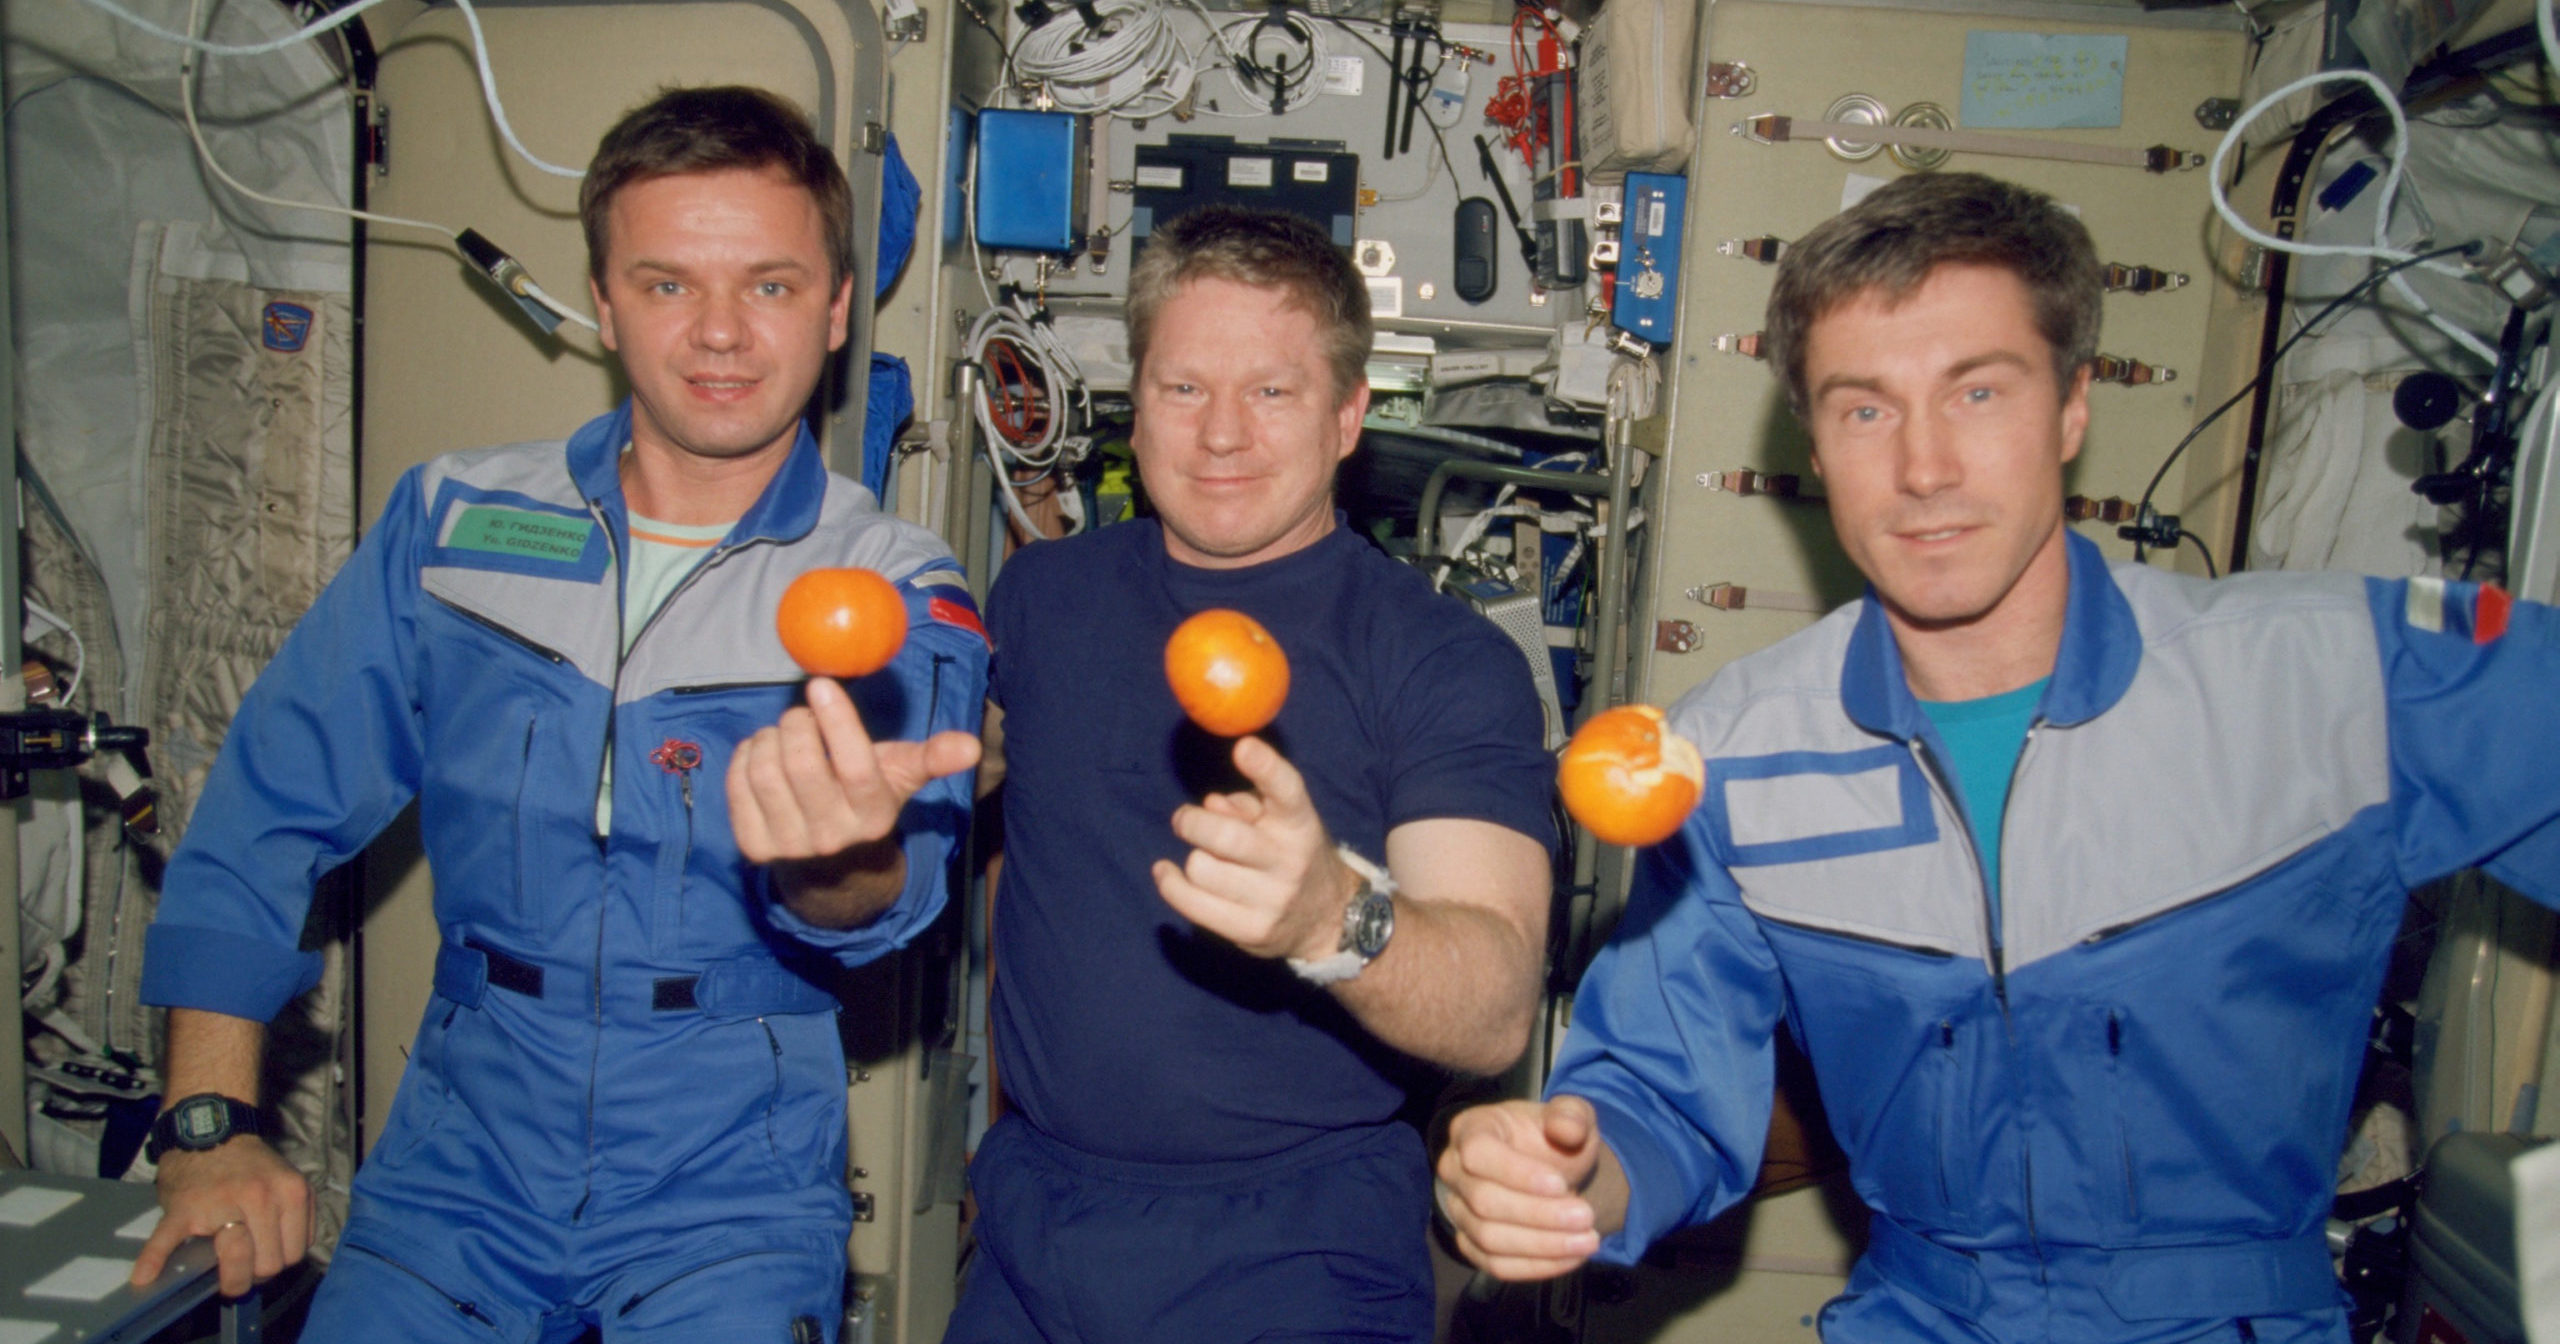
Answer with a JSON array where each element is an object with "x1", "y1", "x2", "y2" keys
[
  {"x1": 1558, "y1": 704, "x2": 1704, "y2": 847},
  {"x1": 1166, "y1": 609, "x2": 1290, "y2": 737},
  {"x1": 777, "y1": 568, "x2": 907, "y2": 678}
]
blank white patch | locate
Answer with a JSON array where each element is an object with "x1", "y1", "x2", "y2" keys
[
  {"x1": 115, "y1": 1209, "x2": 162, "y2": 1241},
  {"x1": 0, "y1": 1320, "x2": 64, "y2": 1344},
  {"x1": 0, "y1": 1187, "x2": 78, "y2": 1228},
  {"x1": 1724, "y1": 764, "x2": 1905, "y2": 848},
  {"x1": 23, "y1": 1257, "x2": 132, "y2": 1302}
]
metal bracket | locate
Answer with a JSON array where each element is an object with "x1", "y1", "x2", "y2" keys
[
  {"x1": 1705, "y1": 61, "x2": 1756, "y2": 98},
  {"x1": 861, "y1": 122, "x2": 890, "y2": 154},
  {"x1": 2195, "y1": 97, "x2": 2239, "y2": 131},
  {"x1": 2090, "y1": 354, "x2": 2176, "y2": 387},
  {"x1": 1654, "y1": 619, "x2": 1704, "y2": 653},
  {"x1": 2102, "y1": 262, "x2": 2189, "y2": 295}
]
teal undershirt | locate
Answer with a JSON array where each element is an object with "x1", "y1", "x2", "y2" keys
[{"x1": 1917, "y1": 677, "x2": 2048, "y2": 937}]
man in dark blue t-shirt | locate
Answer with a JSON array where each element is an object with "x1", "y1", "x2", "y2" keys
[{"x1": 948, "y1": 207, "x2": 1557, "y2": 1343}]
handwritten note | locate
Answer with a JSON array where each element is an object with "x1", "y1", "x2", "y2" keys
[{"x1": 1962, "y1": 32, "x2": 2127, "y2": 130}]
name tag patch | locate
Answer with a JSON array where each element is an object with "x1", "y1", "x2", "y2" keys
[
  {"x1": 446, "y1": 505, "x2": 598, "y2": 564},
  {"x1": 1707, "y1": 746, "x2": 1936, "y2": 867}
]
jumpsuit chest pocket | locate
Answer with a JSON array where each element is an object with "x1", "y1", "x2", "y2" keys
[
  {"x1": 414, "y1": 597, "x2": 589, "y2": 938},
  {"x1": 644, "y1": 686, "x2": 794, "y2": 958}
]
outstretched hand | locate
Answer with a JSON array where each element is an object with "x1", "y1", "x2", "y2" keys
[
  {"x1": 1436, "y1": 1096, "x2": 1614, "y2": 1281},
  {"x1": 1152, "y1": 735, "x2": 1350, "y2": 964},
  {"x1": 729, "y1": 676, "x2": 979, "y2": 865}
]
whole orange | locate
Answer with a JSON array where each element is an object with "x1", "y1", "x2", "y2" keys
[
  {"x1": 776, "y1": 568, "x2": 907, "y2": 678},
  {"x1": 1558, "y1": 704, "x2": 1705, "y2": 847},
  {"x1": 1165, "y1": 609, "x2": 1290, "y2": 737}
]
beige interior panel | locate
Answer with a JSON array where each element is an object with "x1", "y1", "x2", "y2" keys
[{"x1": 1637, "y1": 1, "x2": 2255, "y2": 709}]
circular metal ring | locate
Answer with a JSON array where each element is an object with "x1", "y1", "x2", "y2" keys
[
  {"x1": 1821, "y1": 93, "x2": 1889, "y2": 162},
  {"x1": 1889, "y1": 101, "x2": 1951, "y2": 172}
]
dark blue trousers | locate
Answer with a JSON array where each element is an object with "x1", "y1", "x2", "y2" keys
[{"x1": 946, "y1": 1114, "x2": 1435, "y2": 1344}]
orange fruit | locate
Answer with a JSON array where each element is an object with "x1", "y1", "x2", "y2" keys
[
  {"x1": 776, "y1": 567, "x2": 907, "y2": 678},
  {"x1": 1558, "y1": 704, "x2": 1705, "y2": 847},
  {"x1": 1165, "y1": 609, "x2": 1290, "y2": 737}
]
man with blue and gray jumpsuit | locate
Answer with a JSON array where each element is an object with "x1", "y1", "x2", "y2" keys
[
  {"x1": 1438, "y1": 171, "x2": 2560, "y2": 1344},
  {"x1": 129, "y1": 87, "x2": 987, "y2": 1343}
]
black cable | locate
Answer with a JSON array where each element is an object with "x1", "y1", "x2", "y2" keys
[
  {"x1": 1317, "y1": 13, "x2": 1461, "y2": 200},
  {"x1": 2132, "y1": 241, "x2": 2478, "y2": 561},
  {"x1": 2177, "y1": 529, "x2": 2220, "y2": 578}
]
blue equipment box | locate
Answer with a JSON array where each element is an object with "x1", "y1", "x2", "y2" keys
[
  {"x1": 974, "y1": 109, "x2": 1085, "y2": 254},
  {"x1": 1611, "y1": 172, "x2": 1687, "y2": 343}
]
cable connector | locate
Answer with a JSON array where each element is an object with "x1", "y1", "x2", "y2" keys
[
  {"x1": 2116, "y1": 502, "x2": 2183, "y2": 551},
  {"x1": 456, "y1": 228, "x2": 565, "y2": 337},
  {"x1": 1718, "y1": 236, "x2": 1785, "y2": 263}
]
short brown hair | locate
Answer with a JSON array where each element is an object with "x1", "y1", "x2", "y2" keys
[
  {"x1": 1765, "y1": 172, "x2": 2100, "y2": 418},
  {"x1": 1126, "y1": 206, "x2": 1371, "y2": 404},
  {"x1": 581, "y1": 86, "x2": 854, "y2": 290}
]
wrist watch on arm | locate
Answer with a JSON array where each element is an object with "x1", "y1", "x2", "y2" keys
[
  {"x1": 145, "y1": 1093, "x2": 270, "y2": 1162},
  {"x1": 1289, "y1": 845, "x2": 1397, "y2": 986}
]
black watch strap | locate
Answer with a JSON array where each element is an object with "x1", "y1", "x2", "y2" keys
[{"x1": 146, "y1": 1094, "x2": 267, "y2": 1162}]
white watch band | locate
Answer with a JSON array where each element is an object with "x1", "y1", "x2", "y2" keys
[{"x1": 1289, "y1": 845, "x2": 1396, "y2": 985}]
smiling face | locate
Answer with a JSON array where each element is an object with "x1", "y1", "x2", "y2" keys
[
  {"x1": 1803, "y1": 262, "x2": 2089, "y2": 653},
  {"x1": 1130, "y1": 274, "x2": 1368, "y2": 570},
  {"x1": 590, "y1": 166, "x2": 852, "y2": 475}
]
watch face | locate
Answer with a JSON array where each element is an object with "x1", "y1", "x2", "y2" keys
[
  {"x1": 177, "y1": 1100, "x2": 227, "y2": 1143},
  {"x1": 1349, "y1": 891, "x2": 1394, "y2": 959}
]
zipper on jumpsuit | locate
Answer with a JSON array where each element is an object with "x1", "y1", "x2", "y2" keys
[
  {"x1": 575, "y1": 488, "x2": 781, "y2": 1221},
  {"x1": 1910, "y1": 724, "x2": 2051, "y2": 1284}
]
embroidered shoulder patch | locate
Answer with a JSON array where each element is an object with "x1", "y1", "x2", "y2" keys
[{"x1": 446, "y1": 505, "x2": 598, "y2": 564}]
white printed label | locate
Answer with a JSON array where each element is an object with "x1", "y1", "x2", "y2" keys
[
  {"x1": 1322, "y1": 54, "x2": 1364, "y2": 96},
  {"x1": 1227, "y1": 157, "x2": 1275, "y2": 188},
  {"x1": 1646, "y1": 199, "x2": 1667, "y2": 238},
  {"x1": 1133, "y1": 164, "x2": 1184, "y2": 191},
  {"x1": 1292, "y1": 161, "x2": 1330, "y2": 183},
  {"x1": 1366, "y1": 276, "x2": 1404, "y2": 319}
]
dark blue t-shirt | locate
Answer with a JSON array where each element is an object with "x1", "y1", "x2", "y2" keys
[{"x1": 987, "y1": 519, "x2": 1556, "y2": 1163}]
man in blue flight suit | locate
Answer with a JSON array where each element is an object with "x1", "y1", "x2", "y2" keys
[
  {"x1": 1437, "y1": 171, "x2": 2560, "y2": 1344},
  {"x1": 129, "y1": 87, "x2": 988, "y2": 1343}
]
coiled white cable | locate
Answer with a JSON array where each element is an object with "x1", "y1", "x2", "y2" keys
[
  {"x1": 1011, "y1": 0, "x2": 1200, "y2": 119},
  {"x1": 1195, "y1": 9, "x2": 1328, "y2": 119},
  {"x1": 2206, "y1": 68, "x2": 2496, "y2": 367}
]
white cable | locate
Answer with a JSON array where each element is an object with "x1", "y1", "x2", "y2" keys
[
  {"x1": 2206, "y1": 68, "x2": 2498, "y2": 366},
  {"x1": 1011, "y1": 0, "x2": 1200, "y2": 119},
  {"x1": 89, "y1": 0, "x2": 580, "y2": 180},
  {"x1": 1196, "y1": 10, "x2": 1327, "y2": 118},
  {"x1": 518, "y1": 277, "x2": 600, "y2": 333},
  {"x1": 178, "y1": 0, "x2": 456, "y2": 241},
  {"x1": 965, "y1": 298, "x2": 1091, "y2": 471},
  {"x1": 74, "y1": 0, "x2": 394, "y2": 56},
  {"x1": 22, "y1": 598, "x2": 87, "y2": 707},
  {"x1": 446, "y1": 0, "x2": 584, "y2": 178},
  {"x1": 173, "y1": 0, "x2": 597, "y2": 332}
]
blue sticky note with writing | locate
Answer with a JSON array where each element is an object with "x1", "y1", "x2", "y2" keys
[{"x1": 1961, "y1": 32, "x2": 2127, "y2": 129}]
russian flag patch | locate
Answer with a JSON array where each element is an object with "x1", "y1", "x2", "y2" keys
[
  {"x1": 2405, "y1": 576, "x2": 2512, "y2": 644},
  {"x1": 929, "y1": 594, "x2": 989, "y2": 646}
]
